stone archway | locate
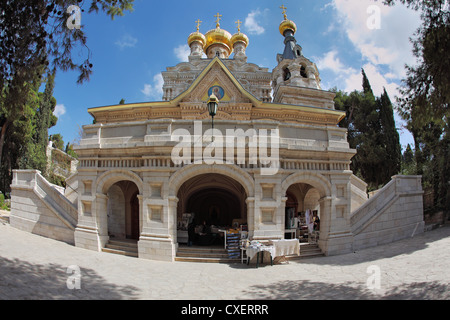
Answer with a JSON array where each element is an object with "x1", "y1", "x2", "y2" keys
[
  {"x1": 281, "y1": 172, "x2": 331, "y2": 247},
  {"x1": 281, "y1": 172, "x2": 331, "y2": 198},
  {"x1": 177, "y1": 173, "x2": 247, "y2": 227},
  {"x1": 94, "y1": 170, "x2": 144, "y2": 245},
  {"x1": 169, "y1": 164, "x2": 255, "y2": 198},
  {"x1": 106, "y1": 181, "x2": 140, "y2": 240},
  {"x1": 169, "y1": 164, "x2": 255, "y2": 244}
]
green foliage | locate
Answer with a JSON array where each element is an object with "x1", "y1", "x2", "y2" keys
[
  {"x1": 380, "y1": 0, "x2": 450, "y2": 216},
  {"x1": 401, "y1": 144, "x2": 416, "y2": 175},
  {"x1": 65, "y1": 142, "x2": 78, "y2": 159},
  {"x1": 0, "y1": 193, "x2": 10, "y2": 211},
  {"x1": 334, "y1": 69, "x2": 402, "y2": 190},
  {"x1": 0, "y1": 1, "x2": 134, "y2": 194},
  {"x1": 50, "y1": 133, "x2": 65, "y2": 151}
]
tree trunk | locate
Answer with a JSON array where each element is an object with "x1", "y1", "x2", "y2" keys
[{"x1": 0, "y1": 120, "x2": 10, "y2": 168}]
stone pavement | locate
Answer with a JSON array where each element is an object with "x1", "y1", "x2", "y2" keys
[{"x1": 0, "y1": 219, "x2": 449, "y2": 300}]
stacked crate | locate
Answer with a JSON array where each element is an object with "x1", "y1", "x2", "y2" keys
[{"x1": 226, "y1": 231, "x2": 240, "y2": 259}]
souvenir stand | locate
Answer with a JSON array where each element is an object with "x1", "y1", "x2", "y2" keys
[
  {"x1": 226, "y1": 225, "x2": 248, "y2": 260},
  {"x1": 226, "y1": 229, "x2": 240, "y2": 259},
  {"x1": 177, "y1": 213, "x2": 194, "y2": 244}
]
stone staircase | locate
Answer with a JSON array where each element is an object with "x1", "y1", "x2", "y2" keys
[
  {"x1": 288, "y1": 243, "x2": 324, "y2": 260},
  {"x1": 102, "y1": 239, "x2": 138, "y2": 258},
  {"x1": 175, "y1": 242, "x2": 323, "y2": 263},
  {"x1": 175, "y1": 245, "x2": 242, "y2": 263}
]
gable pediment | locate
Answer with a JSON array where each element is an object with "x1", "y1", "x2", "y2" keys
[
  {"x1": 173, "y1": 57, "x2": 260, "y2": 105},
  {"x1": 173, "y1": 57, "x2": 257, "y2": 121},
  {"x1": 181, "y1": 63, "x2": 251, "y2": 104}
]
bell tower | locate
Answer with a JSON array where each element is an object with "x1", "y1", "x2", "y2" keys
[{"x1": 272, "y1": 6, "x2": 334, "y2": 108}]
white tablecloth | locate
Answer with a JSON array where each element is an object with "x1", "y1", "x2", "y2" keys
[
  {"x1": 272, "y1": 239, "x2": 300, "y2": 257},
  {"x1": 246, "y1": 245, "x2": 275, "y2": 260}
]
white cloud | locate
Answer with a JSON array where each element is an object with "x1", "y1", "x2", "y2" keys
[
  {"x1": 244, "y1": 9, "x2": 267, "y2": 35},
  {"x1": 331, "y1": 0, "x2": 421, "y2": 79},
  {"x1": 115, "y1": 33, "x2": 138, "y2": 49},
  {"x1": 344, "y1": 63, "x2": 399, "y2": 99},
  {"x1": 316, "y1": 50, "x2": 357, "y2": 75},
  {"x1": 54, "y1": 104, "x2": 66, "y2": 117},
  {"x1": 174, "y1": 44, "x2": 190, "y2": 62},
  {"x1": 321, "y1": 0, "x2": 421, "y2": 149},
  {"x1": 142, "y1": 73, "x2": 164, "y2": 100}
]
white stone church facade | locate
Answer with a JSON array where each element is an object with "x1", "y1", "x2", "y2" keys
[{"x1": 10, "y1": 12, "x2": 425, "y2": 262}]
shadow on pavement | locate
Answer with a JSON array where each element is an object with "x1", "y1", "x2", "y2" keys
[
  {"x1": 291, "y1": 224, "x2": 450, "y2": 267},
  {"x1": 243, "y1": 279, "x2": 450, "y2": 300},
  {"x1": 0, "y1": 256, "x2": 140, "y2": 300}
]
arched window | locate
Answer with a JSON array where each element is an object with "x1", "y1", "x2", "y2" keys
[
  {"x1": 300, "y1": 65, "x2": 307, "y2": 78},
  {"x1": 283, "y1": 67, "x2": 291, "y2": 81}
]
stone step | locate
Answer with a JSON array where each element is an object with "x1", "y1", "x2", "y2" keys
[
  {"x1": 102, "y1": 247, "x2": 139, "y2": 258},
  {"x1": 175, "y1": 242, "x2": 323, "y2": 263},
  {"x1": 174, "y1": 256, "x2": 241, "y2": 263},
  {"x1": 102, "y1": 239, "x2": 138, "y2": 258},
  {"x1": 176, "y1": 245, "x2": 243, "y2": 263},
  {"x1": 108, "y1": 239, "x2": 139, "y2": 248},
  {"x1": 176, "y1": 251, "x2": 229, "y2": 259},
  {"x1": 289, "y1": 243, "x2": 324, "y2": 260},
  {"x1": 105, "y1": 243, "x2": 139, "y2": 253}
]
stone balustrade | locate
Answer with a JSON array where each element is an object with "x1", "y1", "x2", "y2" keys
[{"x1": 350, "y1": 175, "x2": 424, "y2": 251}]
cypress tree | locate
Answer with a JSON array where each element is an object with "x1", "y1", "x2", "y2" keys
[
  {"x1": 378, "y1": 88, "x2": 401, "y2": 184},
  {"x1": 334, "y1": 70, "x2": 402, "y2": 190}
]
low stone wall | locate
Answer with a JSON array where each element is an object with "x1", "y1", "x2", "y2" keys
[
  {"x1": 10, "y1": 170, "x2": 76, "y2": 245},
  {"x1": 350, "y1": 175, "x2": 424, "y2": 251}
]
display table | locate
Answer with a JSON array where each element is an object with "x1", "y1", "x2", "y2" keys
[
  {"x1": 246, "y1": 245, "x2": 275, "y2": 268},
  {"x1": 272, "y1": 239, "x2": 300, "y2": 258},
  {"x1": 245, "y1": 239, "x2": 300, "y2": 267}
]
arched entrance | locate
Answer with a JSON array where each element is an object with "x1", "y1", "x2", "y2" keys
[
  {"x1": 106, "y1": 181, "x2": 140, "y2": 240},
  {"x1": 176, "y1": 173, "x2": 247, "y2": 246},
  {"x1": 285, "y1": 183, "x2": 321, "y2": 240},
  {"x1": 281, "y1": 172, "x2": 331, "y2": 244}
]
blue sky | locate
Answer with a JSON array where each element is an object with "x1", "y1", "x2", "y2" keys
[{"x1": 50, "y1": 0, "x2": 422, "y2": 150}]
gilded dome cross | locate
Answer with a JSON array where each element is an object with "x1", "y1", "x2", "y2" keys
[
  {"x1": 235, "y1": 19, "x2": 242, "y2": 32},
  {"x1": 280, "y1": 5, "x2": 288, "y2": 20},
  {"x1": 214, "y1": 12, "x2": 222, "y2": 28},
  {"x1": 195, "y1": 19, "x2": 202, "y2": 32}
]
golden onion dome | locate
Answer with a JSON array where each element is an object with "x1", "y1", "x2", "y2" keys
[
  {"x1": 231, "y1": 20, "x2": 249, "y2": 48},
  {"x1": 187, "y1": 31, "x2": 206, "y2": 47},
  {"x1": 188, "y1": 19, "x2": 206, "y2": 47},
  {"x1": 231, "y1": 31, "x2": 249, "y2": 48},
  {"x1": 204, "y1": 27, "x2": 233, "y2": 55},
  {"x1": 279, "y1": 18, "x2": 297, "y2": 36}
]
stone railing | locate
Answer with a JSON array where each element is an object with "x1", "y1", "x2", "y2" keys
[
  {"x1": 11, "y1": 170, "x2": 78, "y2": 232},
  {"x1": 79, "y1": 156, "x2": 350, "y2": 172},
  {"x1": 350, "y1": 175, "x2": 424, "y2": 251},
  {"x1": 33, "y1": 172, "x2": 78, "y2": 228},
  {"x1": 350, "y1": 178, "x2": 397, "y2": 234}
]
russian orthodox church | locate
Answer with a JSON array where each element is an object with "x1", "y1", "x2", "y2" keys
[{"x1": 10, "y1": 7, "x2": 424, "y2": 262}]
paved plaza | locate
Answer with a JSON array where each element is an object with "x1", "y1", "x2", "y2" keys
[{"x1": 0, "y1": 218, "x2": 449, "y2": 300}]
